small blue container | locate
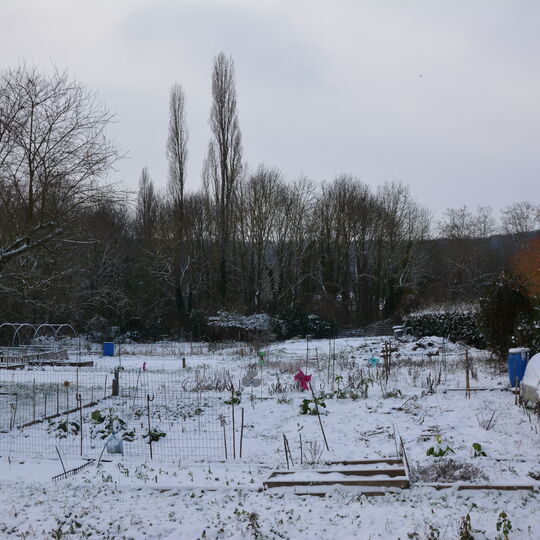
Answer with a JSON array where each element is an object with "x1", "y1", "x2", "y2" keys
[
  {"x1": 103, "y1": 342, "x2": 115, "y2": 357},
  {"x1": 508, "y1": 348, "x2": 529, "y2": 386}
]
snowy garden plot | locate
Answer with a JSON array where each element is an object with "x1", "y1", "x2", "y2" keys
[
  {"x1": 0, "y1": 368, "x2": 110, "y2": 429},
  {"x1": 1, "y1": 337, "x2": 539, "y2": 480},
  {"x1": 0, "y1": 367, "x2": 244, "y2": 462},
  {"x1": 0, "y1": 336, "x2": 540, "y2": 538}
]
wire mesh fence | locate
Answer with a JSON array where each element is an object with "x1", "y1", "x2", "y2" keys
[
  {"x1": 0, "y1": 367, "x2": 243, "y2": 463},
  {"x1": 0, "y1": 338, "x2": 478, "y2": 464}
]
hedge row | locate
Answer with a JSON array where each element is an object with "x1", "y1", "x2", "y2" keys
[{"x1": 403, "y1": 309, "x2": 485, "y2": 348}]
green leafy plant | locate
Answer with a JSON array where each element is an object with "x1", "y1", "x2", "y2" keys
[
  {"x1": 427, "y1": 524, "x2": 440, "y2": 540},
  {"x1": 407, "y1": 523, "x2": 440, "y2": 539},
  {"x1": 458, "y1": 512, "x2": 474, "y2": 540},
  {"x1": 496, "y1": 511, "x2": 512, "y2": 540},
  {"x1": 357, "y1": 376, "x2": 372, "y2": 399},
  {"x1": 90, "y1": 408, "x2": 135, "y2": 441},
  {"x1": 472, "y1": 442, "x2": 487, "y2": 457},
  {"x1": 333, "y1": 375, "x2": 360, "y2": 400},
  {"x1": 234, "y1": 508, "x2": 262, "y2": 539},
  {"x1": 426, "y1": 435, "x2": 455, "y2": 457},
  {"x1": 299, "y1": 396, "x2": 327, "y2": 415},
  {"x1": 143, "y1": 429, "x2": 166, "y2": 443},
  {"x1": 48, "y1": 419, "x2": 80, "y2": 439},
  {"x1": 224, "y1": 390, "x2": 242, "y2": 405}
]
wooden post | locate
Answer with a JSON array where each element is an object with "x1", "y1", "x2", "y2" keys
[
  {"x1": 232, "y1": 399, "x2": 236, "y2": 460},
  {"x1": 112, "y1": 369, "x2": 119, "y2": 397},
  {"x1": 221, "y1": 417, "x2": 228, "y2": 459},
  {"x1": 32, "y1": 379, "x2": 36, "y2": 422},
  {"x1": 146, "y1": 394, "x2": 155, "y2": 460},
  {"x1": 465, "y1": 350, "x2": 471, "y2": 399},
  {"x1": 306, "y1": 335, "x2": 309, "y2": 373},
  {"x1": 132, "y1": 368, "x2": 141, "y2": 407},
  {"x1": 56, "y1": 446, "x2": 66, "y2": 474},
  {"x1": 240, "y1": 408, "x2": 245, "y2": 459},
  {"x1": 77, "y1": 394, "x2": 83, "y2": 456}
]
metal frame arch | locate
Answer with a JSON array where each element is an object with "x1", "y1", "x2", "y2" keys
[
  {"x1": 0, "y1": 322, "x2": 79, "y2": 348},
  {"x1": 0, "y1": 323, "x2": 39, "y2": 346},
  {"x1": 53, "y1": 324, "x2": 78, "y2": 340}
]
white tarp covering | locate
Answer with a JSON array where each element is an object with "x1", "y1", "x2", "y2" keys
[{"x1": 521, "y1": 352, "x2": 540, "y2": 403}]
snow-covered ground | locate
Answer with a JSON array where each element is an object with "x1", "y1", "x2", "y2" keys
[{"x1": 0, "y1": 335, "x2": 539, "y2": 539}]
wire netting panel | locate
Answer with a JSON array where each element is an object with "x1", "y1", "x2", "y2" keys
[{"x1": 0, "y1": 368, "x2": 235, "y2": 463}]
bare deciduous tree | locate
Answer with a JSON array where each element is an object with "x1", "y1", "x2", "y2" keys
[
  {"x1": 501, "y1": 201, "x2": 540, "y2": 247},
  {"x1": 0, "y1": 65, "x2": 119, "y2": 270},
  {"x1": 237, "y1": 165, "x2": 284, "y2": 311}
]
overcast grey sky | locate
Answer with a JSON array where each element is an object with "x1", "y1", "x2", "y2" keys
[{"x1": 1, "y1": 0, "x2": 539, "y2": 215}]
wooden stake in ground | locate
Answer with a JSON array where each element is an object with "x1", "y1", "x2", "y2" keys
[
  {"x1": 282, "y1": 434, "x2": 294, "y2": 469},
  {"x1": 231, "y1": 398, "x2": 236, "y2": 459},
  {"x1": 309, "y1": 382, "x2": 330, "y2": 451},
  {"x1": 9, "y1": 395, "x2": 18, "y2": 430},
  {"x1": 55, "y1": 446, "x2": 66, "y2": 474},
  {"x1": 239, "y1": 407, "x2": 245, "y2": 458},
  {"x1": 32, "y1": 379, "x2": 36, "y2": 422},
  {"x1": 305, "y1": 335, "x2": 310, "y2": 373},
  {"x1": 146, "y1": 394, "x2": 155, "y2": 460},
  {"x1": 465, "y1": 350, "x2": 471, "y2": 399},
  {"x1": 219, "y1": 414, "x2": 228, "y2": 459},
  {"x1": 298, "y1": 425, "x2": 304, "y2": 465},
  {"x1": 77, "y1": 393, "x2": 83, "y2": 456},
  {"x1": 382, "y1": 342, "x2": 392, "y2": 384},
  {"x1": 133, "y1": 368, "x2": 142, "y2": 408}
]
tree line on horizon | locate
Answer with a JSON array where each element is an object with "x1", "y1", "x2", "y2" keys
[{"x1": 0, "y1": 57, "x2": 538, "y2": 339}]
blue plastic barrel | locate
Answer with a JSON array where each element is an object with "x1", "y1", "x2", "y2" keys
[
  {"x1": 103, "y1": 342, "x2": 115, "y2": 357},
  {"x1": 508, "y1": 348, "x2": 529, "y2": 386}
]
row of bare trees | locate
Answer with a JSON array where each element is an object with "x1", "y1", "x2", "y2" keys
[{"x1": 0, "y1": 58, "x2": 538, "y2": 337}]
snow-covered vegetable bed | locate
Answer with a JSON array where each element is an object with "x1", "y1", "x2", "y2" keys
[{"x1": 0, "y1": 335, "x2": 538, "y2": 538}]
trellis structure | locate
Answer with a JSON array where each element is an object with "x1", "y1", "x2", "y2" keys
[
  {"x1": 0, "y1": 322, "x2": 80, "y2": 365},
  {"x1": 0, "y1": 322, "x2": 79, "y2": 347}
]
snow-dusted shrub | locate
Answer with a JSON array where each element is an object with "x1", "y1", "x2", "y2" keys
[
  {"x1": 404, "y1": 305, "x2": 485, "y2": 348},
  {"x1": 207, "y1": 311, "x2": 273, "y2": 341},
  {"x1": 208, "y1": 311, "x2": 273, "y2": 332},
  {"x1": 411, "y1": 458, "x2": 487, "y2": 483},
  {"x1": 184, "y1": 310, "x2": 209, "y2": 340},
  {"x1": 515, "y1": 307, "x2": 540, "y2": 356},
  {"x1": 478, "y1": 272, "x2": 535, "y2": 359},
  {"x1": 273, "y1": 307, "x2": 335, "y2": 339}
]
